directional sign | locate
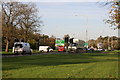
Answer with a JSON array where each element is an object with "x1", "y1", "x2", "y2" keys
[
  {"x1": 55, "y1": 40, "x2": 65, "y2": 46},
  {"x1": 56, "y1": 40, "x2": 65, "y2": 44},
  {"x1": 84, "y1": 43, "x2": 88, "y2": 46}
]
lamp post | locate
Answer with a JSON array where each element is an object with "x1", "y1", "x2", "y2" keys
[
  {"x1": 73, "y1": 34, "x2": 75, "y2": 38},
  {"x1": 74, "y1": 14, "x2": 88, "y2": 48}
]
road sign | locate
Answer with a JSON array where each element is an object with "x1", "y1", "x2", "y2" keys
[
  {"x1": 84, "y1": 43, "x2": 88, "y2": 46},
  {"x1": 84, "y1": 43, "x2": 88, "y2": 48},
  {"x1": 56, "y1": 40, "x2": 65, "y2": 44},
  {"x1": 55, "y1": 40, "x2": 65, "y2": 46}
]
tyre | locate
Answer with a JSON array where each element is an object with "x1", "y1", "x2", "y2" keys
[
  {"x1": 15, "y1": 52, "x2": 18, "y2": 55},
  {"x1": 29, "y1": 51, "x2": 32, "y2": 55},
  {"x1": 21, "y1": 52, "x2": 24, "y2": 55}
]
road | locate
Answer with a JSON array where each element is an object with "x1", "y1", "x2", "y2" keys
[{"x1": 2, "y1": 52, "x2": 65, "y2": 58}]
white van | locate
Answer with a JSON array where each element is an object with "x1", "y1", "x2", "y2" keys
[
  {"x1": 39, "y1": 46, "x2": 53, "y2": 52},
  {"x1": 13, "y1": 42, "x2": 32, "y2": 54}
]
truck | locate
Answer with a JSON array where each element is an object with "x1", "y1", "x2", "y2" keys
[{"x1": 68, "y1": 39, "x2": 86, "y2": 53}]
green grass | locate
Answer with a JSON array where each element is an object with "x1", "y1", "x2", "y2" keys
[
  {"x1": 0, "y1": 49, "x2": 41, "y2": 54},
  {"x1": 32, "y1": 50, "x2": 41, "y2": 53},
  {"x1": 0, "y1": 49, "x2": 14, "y2": 54},
  {"x1": 2, "y1": 52, "x2": 119, "y2": 78},
  {"x1": 0, "y1": 51, "x2": 14, "y2": 54}
]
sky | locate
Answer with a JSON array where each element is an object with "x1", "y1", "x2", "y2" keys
[
  {"x1": 35, "y1": 2, "x2": 118, "y2": 40},
  {"x1": 1, "y1": 0, "x2": 118, "y2": 40},
  {"x1": 5, "y1": 0, "x2": 115, "y2": 2}
]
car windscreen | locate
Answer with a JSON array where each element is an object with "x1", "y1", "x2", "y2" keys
[
  {"x1": 15, "y1": 44, "x2": 23, "y2": 48},
  {"x1": 72, "y1": 43, "x2": 77, "y2": 46}
]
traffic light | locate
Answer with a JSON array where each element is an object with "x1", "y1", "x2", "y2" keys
[
  {"x1": 69, "y1": 38, "x2": 73, "y2": 44},
  {"x1": 65, "y1": 37, "x2": 69, "y2": 43}
]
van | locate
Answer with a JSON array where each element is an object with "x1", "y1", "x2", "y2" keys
[
  {"x1": 39, "y1": 46, "x2": 53, "y2": 52},
  {"x1": 13, "y1": 42, "x2": 32, "y2": 54}
]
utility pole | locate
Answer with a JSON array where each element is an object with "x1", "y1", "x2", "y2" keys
[
  {"x1": 108, "y1": 37, "x2": 111, "y2": 50},
  {"x1": 86, "y1": 29, "x2": 88, "y2": 48},
  {"x1": 74, "y1": 14, "x2": 88, "y2": 49}
]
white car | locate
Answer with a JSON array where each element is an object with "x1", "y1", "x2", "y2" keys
[{"x1": 97, "y1": 48, "x2": 104, "y2": 51}]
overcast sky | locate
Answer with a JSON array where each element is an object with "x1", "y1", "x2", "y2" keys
[{"x1": 35, "y1": 2, "x2": 118, "y2": 40}]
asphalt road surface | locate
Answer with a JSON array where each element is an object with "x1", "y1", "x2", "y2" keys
[{"x1": 2, "y1": 52, "x2": 65, "y2": 58}]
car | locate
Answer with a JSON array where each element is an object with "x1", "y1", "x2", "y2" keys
[
  {"x1": 58, "y1": 46, "x2": 65, "y2": 52},
  {"x1": 97, "y1": 48, "x2": 105, "y2": 51},
  {"x1": 87, "y1": 48, "x2": 94, "y2": 52}
]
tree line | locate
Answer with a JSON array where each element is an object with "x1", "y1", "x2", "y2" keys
[
  {"x1": 2, "y1": 2, "x2": 55, "y2": 52},
  {"x1": 88, "y1": 36, "x2": 120, "y2": 50},
  {"x1": 103, "y1": 0, "x2": 120, "y2": 49},
  {"x1": 91, "y1": 0, "x2": 120, "y2": 50}
]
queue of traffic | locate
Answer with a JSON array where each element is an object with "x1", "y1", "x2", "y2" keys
[{"x1": 12, "y1": 38, "x2": 100, "y2": 55}]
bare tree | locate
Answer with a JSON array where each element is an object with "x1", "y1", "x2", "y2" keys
[
  {"x1": 17, "y1": 3, "x2": 42, "y2": 42},
  {"x1": 2, "y1": 2, "x2": 22, "y2": 52},
  {"x1": 2, "y1": 2, "x2": 42, "y2": 52}
]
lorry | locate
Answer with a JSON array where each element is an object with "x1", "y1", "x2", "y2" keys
[
  {"x1": 39, "y1": 46, "x2": 53, "y2": 52},
  {"x1": 13, "y1": 42, "x2": 32, "y2": 55},
  {"x1": 68, "y1": 39, "x2": 86, "y2": 53}
]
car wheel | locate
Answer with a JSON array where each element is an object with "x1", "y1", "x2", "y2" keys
[{"x1": 29, "y1": 51, "x2": 32, "y2": 55}]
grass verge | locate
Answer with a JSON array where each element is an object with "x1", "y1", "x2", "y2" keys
[{"x1": 2, "y1": 52, "x2": 119, "y2": 78}]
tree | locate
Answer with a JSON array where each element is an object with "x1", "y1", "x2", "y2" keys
[
  {"x1": 0, "y1": 10, "x2": 2, "y2": 51},
  {"x1": 2, "y1": 2, "x2": 22, "y2": 52},
  {"x1": 88, "y1": 36, "x2": 119, "y2": 49},
  {"x1": 88, "y1": 39, "x2": 97, "y2": 48},
  {"x1": 17, "y1": 3, "x2": 42, "y2": 42},
  {"x1": 104, "y1": 0, "x2": 120, "y2": 29},
  {"x1": 49, "y1": 36, "x2": 56, "y2": 49},
  {"x1": 78, "y1": 40, "x2": 85, "y2": 48},
  {"x1": 2, "y1": 2, "x2": 42, "y2": 52}
]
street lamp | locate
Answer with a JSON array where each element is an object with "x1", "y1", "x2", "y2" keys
[
  {"x1": 72, "y1": 34, "x2": 75, "y2": 38},
  {"x1": 74, "y1": 14, "x2": 88, "y2": 48}
]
